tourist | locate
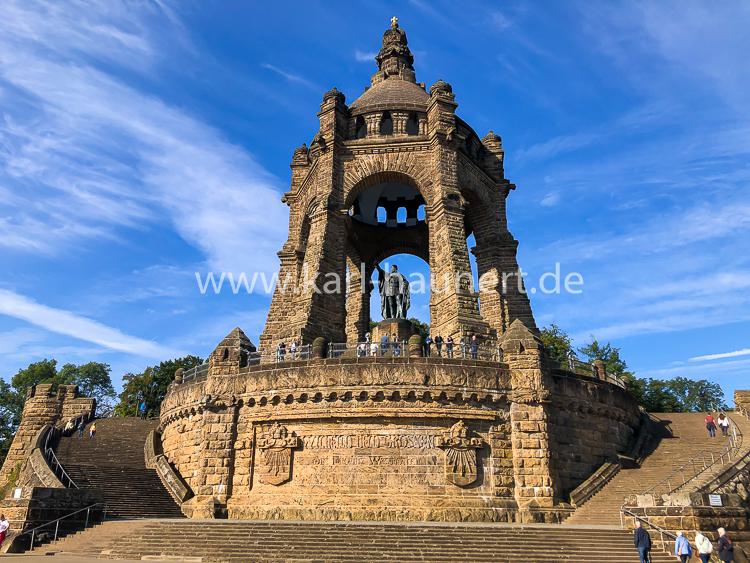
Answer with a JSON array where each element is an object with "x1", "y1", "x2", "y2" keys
[
  {"x1": 276, "y1": 342, "x2": 286, "y2": 362},
  {"x1": 369, "y1": 339, "x2": 378, "y2": 357},
  {"x1": 0, "y1": 514, "x2": 9, "y2": 549},
  {"x1": 695, "y1": 531, "x2": 713, "y2": 563},
  {"x1": 63, "y1": 419, "x2": 75, "y2": 434},
  {"x1": 460, "y1": 335, "x2": 468, "y2": 358},
  {"x1": 446, "y1": 336, "x2": 454, "y2": 358},
  {"x1": 392, "y1": 333, "x2": 401, "y2": 357},
  {"x1": 675, "y1": 531, "x2": 693, "y2": 562},
  {"x1": 633, "y1": 521, "x2": 651, "y2": 563},
  {"x1": 357, "y1": 341, "x2": 367, "y2": 357},
  {"x1": 705, "y1": 413, "x2": 717, "y2": 438},
  {"x1": 289, "y1": 340, "x2": 298, "y2": 360},
  {"x1": 717, "y1": 528, "x2": 734, "y2": 562},
  {"x1": 567, "y1": 349, "x2": 576, "y2": 371},
  {"x1": 423, "y1": 334, "x2": 433, "y2": 357},
  {"x1": 139, "y1": 400, "x2": 147, "y2": 420},
  {"x1": 434, "y1": 335, "x2": 443, "y2": 357},
  {"x1": 89, "y1": 422, "x2": 97, "y2": 439},
  {"x1": 470, "y1": 334, "x2": 479, "y2": 360},
  {"x1": 380, "y1": 333, "x2": 390, "y2": 356},
  {"x1": 77, "y1": 420, "x2": 85, "y2": 438},
  {"x1": 717, "y1": 413, "x2": 730, "y2": 438}
]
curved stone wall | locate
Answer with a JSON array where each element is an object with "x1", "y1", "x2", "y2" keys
[{"x1": 159, "y1": 355, "x2": 641, "y2": 522}]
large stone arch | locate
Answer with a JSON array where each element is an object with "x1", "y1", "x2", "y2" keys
[{"x1": 343, "y1": 153, "x2": 435, "y2": 208}]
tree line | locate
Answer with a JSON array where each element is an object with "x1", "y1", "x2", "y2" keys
[
  {"x1": 540, "y1": 324, "x2": 727, "y2": 413},
  {"x1": 0, "y1": 324, "x2": 727, "y2": 465}
]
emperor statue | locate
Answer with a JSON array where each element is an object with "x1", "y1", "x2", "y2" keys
[{"x1": 376, "y1": 264, "x2": 410, "y2": 319}]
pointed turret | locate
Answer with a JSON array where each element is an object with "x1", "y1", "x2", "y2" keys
[{"x1": 371, "y1": 16, "x2": 416, "y2": 85}]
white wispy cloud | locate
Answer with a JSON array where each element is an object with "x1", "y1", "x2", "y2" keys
[
  {"x1": 0, "y1": 289, "x2": 183, "y2": 358},
  {"x1": 261, "y1": 63, "x2": 319, "y2": 91},
  {"x1": 539, "y1": 191, "x2": 560, "y2": 207},
  {"x1": 354, "y1": 50, "x2": 376, "y2": 63},
  {"x1": 0, "y1": 1, "x2": 288, "y2": 276},
  {"x1": 689, "y1": 348, "x2": 750, "y2": 363}
]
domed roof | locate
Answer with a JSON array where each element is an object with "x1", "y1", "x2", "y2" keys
[{"x1": 349, "y1": 77, "x2": 429, "y2": 116}]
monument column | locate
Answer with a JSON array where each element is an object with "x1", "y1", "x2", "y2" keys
[
  {"x1": 500, "y1": 320, "x2": 558, "y2": 521},
  {"x1": 260, "y1": 88, "x2": 349, "y2": 354},
  {"x1": 426, "y1": 80, "x2": 490, "y2": 340}
]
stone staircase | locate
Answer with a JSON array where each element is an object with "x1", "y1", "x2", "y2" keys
[
  {"x1": 54, "y1": 417, "x2": 184, "y2": 519},
  {"x1": 39, "y1": 519, "x2": 676, "y2": 562},
  {"x1": 565, "y1": 412, "x2": 749, "y2": 526}
]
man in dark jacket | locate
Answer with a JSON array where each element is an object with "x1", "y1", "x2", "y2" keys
[
  {"x1": 634, "y1": 521, "x2": 652, "y2": 563},
  {"x1": 718, "y1": 527, "x2": 734, "y2": 562}
]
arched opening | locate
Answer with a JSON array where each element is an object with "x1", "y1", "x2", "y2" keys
[
  {"x1": 406, "y1": 112, "x2": 420, "y2": 135},
  {"x1": 379, "y1": 111, "x2": 393, "y2": 136},
  {"x1": 355, "y1": 115, "x2": 367, "y2": 139},
  {"x1": 344, "y1": 173, "x2": 430, "y2": 344}
]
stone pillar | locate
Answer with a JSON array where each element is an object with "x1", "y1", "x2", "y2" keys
[
  {"x1": 501, "y1": 320, "x2": 558, "y2": 520},
  {"x1": 426, "y1": 80, "x2": 490, "y2": 341},
  {"x1": 189, "y1": 328, "x2": 254, "y2": 517},
  {"x1": 345, "y1": 248, "x2": 370, "y2": 343},
  {"x1": 260, "y1": 89, "x2": 349, "y2": 355},
  {"x1": 365, "y1": 113, "x2": 381, "y2": 137},
  {"x1": 392, "y1": 111, "x2": 409, "y2": 136}
]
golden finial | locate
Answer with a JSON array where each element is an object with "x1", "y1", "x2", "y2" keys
[{"x1": 390, "y1": 16, "x2": 399, "y2": 29}]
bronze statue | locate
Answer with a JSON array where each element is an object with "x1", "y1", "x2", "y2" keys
[{"x1": 376, "y1": 264, "x2": 410, "y2": 319}]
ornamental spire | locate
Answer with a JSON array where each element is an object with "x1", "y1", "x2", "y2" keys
[{"x1": 371, "y1": 17, "x2": 416, "y2": 85}]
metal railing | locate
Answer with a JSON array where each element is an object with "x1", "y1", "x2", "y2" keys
[
  {"x1": 620, "y1": 507, "x2": 678, "y2": 553},
  {"x1": 327, "y1": 341, "x2": 503, "y2": 361},
  {"x1": 13, "y1": 502, "x2": 107, "y2": 552},
  {"x1": 641, "y1": 415, "x2": 742, "y2": 498},
  {"x1": 274, "y1": 344, "x2": 312, "y2": 362},
  {"x1": 549, "y1": 357, "x2": 626, "y2": 389},
  {"x1": 42, "y1": 427, "x2": 77, "y2": 489}
]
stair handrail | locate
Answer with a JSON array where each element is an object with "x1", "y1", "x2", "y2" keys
[
  {"x1": 42, "y1": 426, "x2": 78, "y2": 489},
  {"x1": 12, "y1": 502, "x2": 107, "y2": 552},
  {"x1": 620, "y1": 506, "x2": 679, "y2": 553},
  {"x1": 639, "y1": 414, "x2": 743, "y2": 498}
]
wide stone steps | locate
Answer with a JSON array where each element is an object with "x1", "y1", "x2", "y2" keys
[
  {"x1": 41, "y1": 520, "x2": 676, "y2": 562},
  {"x1": 54, "y1": 417, "x2": 184, "y2": 519},
  {"x1": 566, "y1": 412, "x2": 748, "y2": 526}
]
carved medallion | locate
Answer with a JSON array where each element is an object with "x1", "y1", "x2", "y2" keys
[
  {"x1": 436, "y1": 420, "x2": 484, "y2": 487},
  {"x1": 257, "y1": 422, "x2": 301, "y2": 486}
]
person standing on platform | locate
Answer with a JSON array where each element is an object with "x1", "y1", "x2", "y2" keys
[
  {"x1": 446, "y1": 336, "x2": 454, "y2": 358},
  {"x1": 434, "y1": 335, "x2": 443, "y2": 357}
]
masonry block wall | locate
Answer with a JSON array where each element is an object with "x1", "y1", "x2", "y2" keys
[
  {"x1": 0, "y1": 384, "x2": 95, "y2": 488},
  {"x1": 157, "y1": 325, "x2": 641, "y2": 523}
]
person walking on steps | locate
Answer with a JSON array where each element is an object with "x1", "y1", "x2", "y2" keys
[
  {"x1": 633, "y1": 520, "x2": 652, "y2": 563},
  {"x1": 77, "y1": 420, "x2": 85, "y2": 438},
  {"x1": 0, "y1": 514, "x2": 9, "y2": 549},
  {"x1": 695, "y1": 531, "x2": 713, "y2": 563},
  {"x1": 89, "y1": 421, "x2": 96, "y2": 439},
  {"x1": 675, "y1": 531, "x2": 693, "y2": 563},
  {"x1": 717, "y1": 527, "x2": 734, "y2": 562},
  {"x1": 705, "y1": 413, "x2": 717, "y2": 438},
  {"x1": 717, "y1": 413, "x2": 730, "y2": 438}
]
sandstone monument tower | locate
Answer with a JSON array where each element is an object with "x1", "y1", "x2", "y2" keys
[
  {"x1": 2, "y1": 18, "x2": 748, "y2": 561},
  {"x1": 259, "y1": 16, "x2": 535, "y2": 355}
]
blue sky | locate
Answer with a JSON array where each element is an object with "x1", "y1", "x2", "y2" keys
[{"x1": 1, "y1": 1, "x2": 748, "y2": 403}]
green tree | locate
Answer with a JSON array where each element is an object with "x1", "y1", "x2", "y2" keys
[
  {"x1": 58, "y1": 362, "x2": 116, "y2": 409},
  {"x1": 539, "y1": 324, "x2": 573, "y2": 364},
  {"x1": 114, "y1": 355, "x2": 203, "y2": 418},
  {"x1": 407, "y1": 318, "x2": 429, "y2": 340},
  {"x1": 577, "y1": 337, "x2": 643, "y2": 400}
]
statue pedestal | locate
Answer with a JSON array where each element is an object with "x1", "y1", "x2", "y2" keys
[{"x1": 372, "y1": 319, "x2": 414, "y2": 345}]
